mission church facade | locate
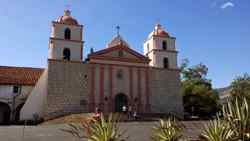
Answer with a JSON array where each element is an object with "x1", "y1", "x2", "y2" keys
[{"x1": 19, "y1": 10, "x2": 183, "y2": 120}]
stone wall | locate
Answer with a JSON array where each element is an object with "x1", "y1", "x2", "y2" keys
[
  {"x1": 45, "y1": 60, "x2": 89, "y2": 120},
  {"x1": 149, "y1": 68, "x2": 184, "y2": 118},
  {"x1": 45, "y1": 60, "x2": 183, "y2": 119}
]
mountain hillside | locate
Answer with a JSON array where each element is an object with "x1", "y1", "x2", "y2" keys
[{"x1": 216, "y1": 86, "x2": 231, "y2": 103}]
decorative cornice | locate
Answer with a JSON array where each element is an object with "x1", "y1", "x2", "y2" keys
[
  {"x1": 90, "y1": 45, "x2": 147, "y2": 59},
  {"x1": 48, "y1": 59, "x2": 83, "y2": 64},
  {"x1": 49, "y1": 37, "x2": 84, "y2": 44},
  {"x1": 89, "y1": 56, "x2": 150, "y2": 64},
  {"x1": 146, "y1": 49, "x2": 178, "y2": 56},
  {"x1": 89, "y1": 62, "x2": 181, "y2": 71},
  {"x1": 144, "y1": 35, "x2": 176, "y2": 43},
  {"x1": 52, "y1": 21, "x2": 84, "y2": 28},
  {"x1": 47, "y1": 58, "x2": 180, "y2": 71}
]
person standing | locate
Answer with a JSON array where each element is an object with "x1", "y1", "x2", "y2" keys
[
  {"x1": 122, "y1": 105, "x2": 127, "y2": 114},
  {"x1": 122, "y1": 105, "x2": 127, "y2": 121},
  {"x1": 93, "y1": 107, "x2": 101, "y2": 121},
  {"x1": 133, "y1": 110, "x2": 137, "y2": 121},
  {"x1": 128, "y1": 105, "x2": 132, "y2": 119}
]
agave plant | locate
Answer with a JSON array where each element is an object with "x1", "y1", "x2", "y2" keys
[
  {"x1": 222, "y1": 97, "x2": 250, "y2": 140},
  {"x1": 200, "y1": 118, "x2": 235, "y2": 141},
  {"x1": 151, "y1": 117, "x2": 183, "y2": 141},
  {"x1": 62, "y1": 114, "x2": 127, "y2": 141}
]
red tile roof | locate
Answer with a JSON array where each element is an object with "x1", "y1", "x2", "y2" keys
[{"x1": 0, "y1": 66, "x2": 44, "y2": 85}]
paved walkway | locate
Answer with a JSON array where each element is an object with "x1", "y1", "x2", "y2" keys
[{"x1": 0, "y1": 121, "x2": 207, "y2": 141}]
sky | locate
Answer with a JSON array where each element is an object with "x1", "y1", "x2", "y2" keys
[{"x1": 0, "y1": 0, "x2": 249, "y2": 88}]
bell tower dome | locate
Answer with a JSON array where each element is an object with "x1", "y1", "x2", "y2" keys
[
  {"x1": 143, "y1": 24, "x2": 178, "y2": 69},
  {"x1": 48, "y1": 9, "x2": 84, "y2": 61}
]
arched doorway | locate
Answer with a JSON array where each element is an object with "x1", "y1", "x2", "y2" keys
[
  {"x1": 114, "y1": 93, "x2": 128, "y2": 112},
  {"x1": 0, "y1": 102, "x2": 11, "y2": 125}
]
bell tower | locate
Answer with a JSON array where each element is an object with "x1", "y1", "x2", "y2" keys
[
  {"x1": 48, "y1": 9, "x2": 84, "y2": 61},
  {"x1": 143, "y1": 24, "x2": 178, "y2": 69}
]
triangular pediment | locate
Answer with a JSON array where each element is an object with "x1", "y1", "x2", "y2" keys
[{"x1": 88, "y1": 45, "x2": 150, "y2": 63}]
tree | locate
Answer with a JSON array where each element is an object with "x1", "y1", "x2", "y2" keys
[
  {"x1": 230, "y1": 73, "x2": 250, "y2": 101},
  {"x1": 180, "y1": 59, "x2": 220, "y2": 118}
]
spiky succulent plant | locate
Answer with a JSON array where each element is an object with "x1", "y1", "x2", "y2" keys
[
  {"x1": 63, "y1": 114, "x2": 127, "y2": 141},
  {"x1": 151, "y1": 118, "x2": 183, "y2": 141},
  {"x1": 200, "y1": 118, "x2": 235, "y2": 141},
  {"x1": 222, "y1": 97, "x2": 250, "y2": 140}
]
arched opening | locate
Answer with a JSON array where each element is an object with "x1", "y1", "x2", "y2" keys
[
  {"x1": 162, "y1": 41, "x2": 167, "y2": 50},
  {"x1": 64, "y1": 28, "x2": 71, "y2": 40},
  {"x1": 163, "y1": 57, "x2": 169, "y2": 69},
  {"x1": 0, "y1": 102, "x2": 11, "y2": 125},
  {"x1": 14, "y1": 103, "x2": 25, "y2": 122},
  {"x1": 114, "y1": 93, "x2": 128, "y2": 112},
  {"x1": 63, "y1": 48, "x2": 71, "y2": 60},
  {"x1": 118, "y1": 50, "x2": 124, "y2": 57}
]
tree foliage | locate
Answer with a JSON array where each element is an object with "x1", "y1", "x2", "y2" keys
[
  {"x1": 230, "y1": 73, "x2": 250, "y2": 102},
  {"x1": 180, "y1": 59, "x2": 220, "y2": 118}
]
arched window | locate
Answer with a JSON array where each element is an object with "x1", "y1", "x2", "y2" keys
[
  {"x1": 162, "y1": 41, "x2": 167, "y2": 50},
  {"x1": 63, "y1": 48, "x2": 71, "y2": 60},
  {"x1": 118, "y1": 50, "x2": 124, "y2": 57},
  {"x1": 163, "y1": 57, "x2": 169, "y2": 68},
  {"x1": 64, "y1": 28, "x2": 71, "y2": 40}
]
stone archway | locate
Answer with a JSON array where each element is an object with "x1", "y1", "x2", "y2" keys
[
  {"x1": 0, "y1": 102, "x2": 11, "y2": 125},
  {"x1": 114, "y1": 93, "x2": 128, "y2": 112}
]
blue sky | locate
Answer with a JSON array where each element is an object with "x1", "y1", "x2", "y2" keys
[{"x1": 0, "y1": 0, "x2": 249, "y2": 88}]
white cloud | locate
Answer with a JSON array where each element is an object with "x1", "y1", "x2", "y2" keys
[{"x1": 221, "y1": 2, "x2": 235, "y2": 9}]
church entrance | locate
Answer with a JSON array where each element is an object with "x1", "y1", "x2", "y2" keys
[{"x1": 114, "y1": 93, "x2": 128, "y2": 112}]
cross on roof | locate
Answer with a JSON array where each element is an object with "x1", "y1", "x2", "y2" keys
[
  {"x1": 65, "y1": 4, "x2": 71, "y2": 10},
  {"x1": 116, "y1": 25, "x2": 120, "y2": 36}
]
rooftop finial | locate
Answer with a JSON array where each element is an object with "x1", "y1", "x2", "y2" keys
[
  {"x1": 64, "y1": 5, "x2": 71, "y2": 16},
  {"x1": 64, "y1": 9, "x2": 71, "y2": 16},
  {"x1": 155, "y1": 23, "x2": 162, "y2": 30},
  {"x1": 116, "y1": 25, "x2": 120, "y2": 36}
]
